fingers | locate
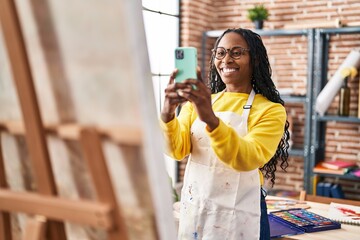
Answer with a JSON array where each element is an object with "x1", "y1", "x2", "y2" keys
[
  {"x1": 165, "y1": 69, "x2": 180, "y2": 97},
  {"x1": 164, "y1": 67, "x2": 207, "y2": 104},
  {"x1": 165, "y1": 88, "x2": 186, "y2": 101},
  {"x1": 168, "y1": 69, "x2": 178, "y2": 85},
  {"x1": 168, "y1": 92, "x2": 187, "y2": 106},
  {"x1": 182, "y1": 79, "x2": 207, "y2": 94},
  {"x1": 196, "y1": 66, "x2": 203, "y2": 82},
  {"x1": 164, "y1": 70, "x2": 187, "y2": 105},
  {"x1": 177, "y1": 84, "x2": 206, "y2": 104}
]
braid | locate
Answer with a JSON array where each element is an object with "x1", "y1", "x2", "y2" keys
[{"x1": 208, "y1": 28, "x2": 290, "y2": 187}]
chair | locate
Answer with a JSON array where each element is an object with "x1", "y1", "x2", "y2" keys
[{"x1": 299, "y1": 190, "x2": 360, "y2": 207}]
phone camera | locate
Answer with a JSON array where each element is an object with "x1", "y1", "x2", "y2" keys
[{"x1": 175, "y1": 49, "x2": 184, "y2": 59}]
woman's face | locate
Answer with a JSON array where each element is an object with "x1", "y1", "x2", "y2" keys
[{"x1": 214, "y1": 32, "x2": 253, "y2": 90}]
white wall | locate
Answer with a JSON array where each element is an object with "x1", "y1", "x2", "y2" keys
[{"x1": 142, "y1": 0, "x2": 179, "y2": 184}]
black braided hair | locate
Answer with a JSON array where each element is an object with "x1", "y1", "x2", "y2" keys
[{"x1": 208, "y1": 28, "x2": 290, "y2": 187}]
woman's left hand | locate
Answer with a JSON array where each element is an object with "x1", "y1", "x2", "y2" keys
[{"x1": 178, "y1": 68, "x2": 219, "y2": 131}]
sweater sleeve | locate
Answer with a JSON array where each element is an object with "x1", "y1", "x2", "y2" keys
[
  {"x1": 159, "y1": 102, "x2": 193, "y2": 160},
  {"x1": 206, "y1": 104, "x2": 286, "y2": 171}
]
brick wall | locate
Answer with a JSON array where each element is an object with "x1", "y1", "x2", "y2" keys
[
  {"x1": 180, "y1": 0, "x2": 215, "y2": 50},
  {"x1": 178, "y1": 0, "x2": 360, "y2": 199}
]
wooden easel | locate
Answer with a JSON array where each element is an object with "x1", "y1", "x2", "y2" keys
[{"x1": 0, "y1": 0, "x2": 176, "y2": 239}]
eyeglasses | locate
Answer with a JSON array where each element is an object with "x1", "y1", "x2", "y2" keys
[{"x1": 212, "y1": 46, "x2": 250, "y2": 60}]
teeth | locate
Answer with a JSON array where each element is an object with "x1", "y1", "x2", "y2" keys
[{"x1": 223, "y1": 68, "x2": 236, "y2": 73}]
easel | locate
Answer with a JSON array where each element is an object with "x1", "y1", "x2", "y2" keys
[{"x1": 0, "y1": 0, "x2": 176, "y2": 239}]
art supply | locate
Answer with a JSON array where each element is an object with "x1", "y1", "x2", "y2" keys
[
  {"x1": 268, "y1": 214, "x2": 305, "y2": 238},
  {"x1": 350, "y1": 169, "x2": 360, "y2": 177},
  {"x1": 338, "y1": 75, "x2": 350, "y2": 116},
  {"x1": 269, "y1": 208, "x2": 341, "y2": 233},
  {"x1": 321, "y1": 160, "x2": 357, "y2": 170},
  {"x1": 313, "y1": 162, "x2": 354, "y2": 175},
  {"x1": 315, "y1": 49, "x2": 360, "y2": 116},
  {"x1": 328, "y1": 202, "x2": 360, "y2": 226},
  {"x1": 266, "y1": 199, "x2": 310, "y2": 210}
]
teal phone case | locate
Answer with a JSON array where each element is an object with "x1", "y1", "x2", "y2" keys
[{"x1": 175, "y1": 47, "x2": 197, "y2": 83}]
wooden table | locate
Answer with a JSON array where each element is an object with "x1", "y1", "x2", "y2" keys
[{"x1": 267, "y1": 196, "x2": 360, "y2": 240}]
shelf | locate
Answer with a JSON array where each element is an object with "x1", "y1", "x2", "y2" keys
[
  {"x1": 316, "y1": 115, "x2": 360, "y2": 123},
  {"x1": 314, "y1": 173, "x2": 360, "y2": 181},
  {"x1": 253, "y1": 29, "x2": 309, "y2": 36},
  {"x1": 308, "y1": 27, "x2": 360, "y2": 195},
  {"x1": 289, "y1": 148, "x2": 304, "y2": 157},
  {"x1": 281, "y1": 95, "x2": 307, "y2": 104},
  {"x1": 318, "y1": 26, "x2": 360, "y2": 35},
  {"x1": 204, "y1": 29, "x2": 309, "y2": 38}
]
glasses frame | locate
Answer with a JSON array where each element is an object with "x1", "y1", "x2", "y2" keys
[{"x1": 211, "y1": 46, "x2": 250, "y2": 60}]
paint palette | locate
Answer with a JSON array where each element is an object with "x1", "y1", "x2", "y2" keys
[{"x1": 269, "y1": 208, "x2": 341, "y2": 233}]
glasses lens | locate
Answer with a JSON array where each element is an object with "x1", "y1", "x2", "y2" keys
[
  {"x1": 214, "y1": 47, "x2": 226, "y2": 59},
  {"x1": 230, "y1": 47, "x2": 244, "y2": 59},
  {"x1": 213, "y1": 47, "x2": 247, "y2": 60}
]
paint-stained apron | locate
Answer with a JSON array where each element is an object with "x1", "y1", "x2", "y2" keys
[{"x1": 178, "y1": 90, "x2": 260, "y2": 240}]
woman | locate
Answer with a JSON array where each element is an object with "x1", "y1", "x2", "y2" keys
[{"x1": 160, "y1": 28, "x2": 290, "y2": 240}]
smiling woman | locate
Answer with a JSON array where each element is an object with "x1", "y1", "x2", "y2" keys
[
  {"x1": 213, "y1": 32, "x2": 253, "y2": 93},
  {"x1": 160, "y1": 28, "x2": 290, "y2": 240}
]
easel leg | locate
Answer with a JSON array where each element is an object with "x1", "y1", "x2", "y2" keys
[
  {"x1": 23, "y1": 216, "x2": 47, "y2": 240},
  {"x1": 0, "y1": 212, "x2": 12, "y2": 240},
  {"x1": 0, "y1": 0, "x2": 67, "y2": 238},
  {"x1": 79, "y1": 128, "x2": 129, "y2": 240},
  {"x1": 0, "y1": 134, "x2": 12, "y2": 240}
]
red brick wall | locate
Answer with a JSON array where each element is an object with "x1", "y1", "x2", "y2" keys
[
  {"x1": 178, "y1": 0, "x2": 360, "y2": 199},
  {"x1": 180, "y1": 0, "x2": 215, "y2": 50}
]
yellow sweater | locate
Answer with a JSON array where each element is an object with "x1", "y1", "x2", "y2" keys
[{"x1": 160, "y1": 91, "x2": 287, "y2": 184}]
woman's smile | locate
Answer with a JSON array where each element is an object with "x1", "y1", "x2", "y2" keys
[{"x1": 221, "y1": 67, "x2": 239, "y2": 74}]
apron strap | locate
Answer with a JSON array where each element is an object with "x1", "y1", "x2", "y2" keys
[
  {"x1": 211, "y1": 89, "x2": 226, "y2": 105},
  {"x1": 212, "y1": 89, "x2": 255, "y2": 106},
  {"x1": 211, "y1": 89, "x2": 255, "y2": 131},
  {"x1": 241, "y1": 89, "x2": 255, "y2": 131}
]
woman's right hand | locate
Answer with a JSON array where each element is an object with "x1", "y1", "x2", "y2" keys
[{"x1": 160, "y1": 69, "x2": 188, "y2": 123}]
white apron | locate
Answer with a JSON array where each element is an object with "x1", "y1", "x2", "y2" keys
[{"x1": 178, "y1": 90, "x2": 261, "y2": 240}]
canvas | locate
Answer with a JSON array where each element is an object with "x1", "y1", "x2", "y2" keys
[{"x1": 0, "y1": 0, "x2": 176, "y2": 239}]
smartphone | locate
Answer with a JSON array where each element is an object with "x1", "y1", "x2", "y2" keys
[{"x1": 174, "y1": 47, "x2": 197, "y2": 83}]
